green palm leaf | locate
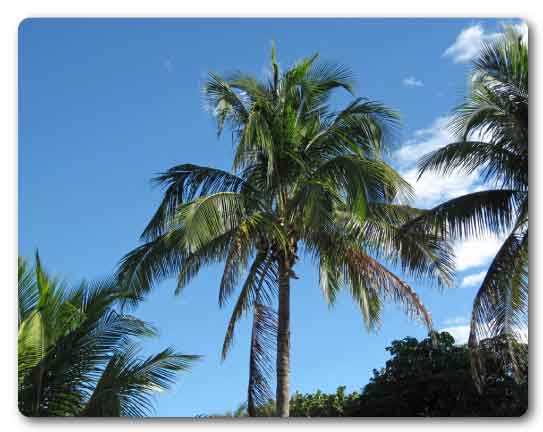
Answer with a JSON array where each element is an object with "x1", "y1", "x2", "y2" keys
[{"x1": 82, "y1": 345, "x2": 199, "y2": 417}]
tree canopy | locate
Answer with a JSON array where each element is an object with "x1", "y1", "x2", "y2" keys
[
  {"x1": 406, "y1": 26, "x2": 528, "y2": 387},
  {"x1": 18, "y1": 254, "x2": 199, "y2": 417},
  {"x1": 231, "y1": 332, "x2": 527, "y2": 417}
]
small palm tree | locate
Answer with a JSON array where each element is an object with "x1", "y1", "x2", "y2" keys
[
  {"x1": 119, "y1": 46, "x2": 454, "y2": 416},
  {"x1": 407, "y1": 28, "x2": 528, "y2": 385},
  {"x1": 18, "y1": 253, "x2": 199, "y2": 417}
]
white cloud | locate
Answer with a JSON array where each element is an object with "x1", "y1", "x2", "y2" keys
[
  {"x1": 517, "y1": 327, "x2": 529, "y2": 343},
  {"x1": 393, "y1": 110, "x2": 509, "y2": 272},
  {"x1": 461, "y1": 270, "x2": 487, "y2": 287},
  {"x1": 443, "y1": 316, "x2": 469, "y2": 326},
  {"x1": 402, "y1": 76, "x2": 424, "y2": 87},
  {"x1": 440, "y1": 324, "x2": 528, "y2": 345},
  {"x1": 394, "y1": 116, "x2": 452, "y2": 165},
  {"x1": 513, "y1": 22, "x2": 528, "y2": 45},
  {"x1": 443, "y1": 24, "x2": 501, "y2": 63},
  {"x1": 455, "y1": 234, "x2": 504, "y2": 271},
  {"x1": 444, "y1": 21, "x2": 528, "y2": 64},
  {"x1": 440, "y1": 324, "x2": 471, "y2": 344},
  {"x1": 393, "y1": 114, "x2": 505, "y2": 271},
  {"x1": 394, "y1": 116, "x2": 483, "y2": 206},
  {"x1": 499, "y1": 20, "x2": 529, "y2": 45},
  {"x1": 402, "y1": 167, "x2": 480, "y2": 207}
]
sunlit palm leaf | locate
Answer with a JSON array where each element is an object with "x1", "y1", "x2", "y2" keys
[{"x1": 142, "y1": 164, "x2": 253, "y2": 241}]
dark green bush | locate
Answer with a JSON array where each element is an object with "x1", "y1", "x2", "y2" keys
[{"x1": 249, "y1": 332, "x2": 527, "y2": 417}]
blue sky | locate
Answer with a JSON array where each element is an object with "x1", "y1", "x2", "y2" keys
[{"x1": 18, "y1": 18, "x2": 524, "y2": 416}]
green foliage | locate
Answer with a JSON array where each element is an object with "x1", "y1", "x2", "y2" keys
[
  {"x1": 18, "y1": 254, "x2": 199, "y2": 417},
  {"x1": 240, "y1": 332, "x2": 527, "y2": 417},
  {"x1": 288, "y1": 386, "x2": 361, "y2": 417},
  {"x1": 360, "y1": 332, "x2": 527, "y2": 416},
  {"x1": 408, "y1": 26, "x2": 528, "y2": 384}
]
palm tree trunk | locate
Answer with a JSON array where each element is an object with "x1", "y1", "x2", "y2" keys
[{"x1": 276, "y1": 255, "x2": 291, "y2": 417}]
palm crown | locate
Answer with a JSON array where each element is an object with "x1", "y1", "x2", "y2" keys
[
  {"x1": 18, "y1": 254, "x2": 199, "y2": 417},
  {"x1": 119, "y1": 46, "x2": 454, "y2": 416},
  {"x1": 410, "y1": 28, "x2": 528, "y2": 385}
]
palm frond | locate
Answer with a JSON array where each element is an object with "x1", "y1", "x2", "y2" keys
[
  {"x1": 417, "y1": 140, "x2": 527, "y2": 191},
  {"x1": 142, "y1": 164, "x2": 253, "y2": 241},
  {"x1": 473, "y1": 27, "x2": 528, "y2": 99},
  {"x1": 117, "y1": 229, "x2": 189, "y2": 297},
  {"x1": 247, "y1": 304, "x2": 277, "y2": 416},
  {"x1": 355, "y1": 204, "x2": 455, "y2": 288},
  {"x1": 221, "y1": 252, "x2": 278, "y2": 360},
  {"x1": 204, "y1": 72, "x2": 249, "y2": 136},
  {"x1": 305, "y1": 231, "x2": 433, "y2": 331},
  {"x1": 306, "y1": 60, "x2": 355, "y2": 95},
  {"x1": 119, "y1": 192, "x2": 251, "y2": 296},
  {"x1": 468, "y1": 228, "x2": 528, "y2": 388},
  {"x1": 403, "y1": 189, "x2": 524, "y2": 239},
  {"x1": 82, "y1": 345, "x2": 200, "y2": 417},
  {"x1": 342, "y1": 248, "x2": 433, "y2": 330},
  {"x1": 305, "y1": 98, "x2": 400, "y2": 160},
  {"x1": 18, "y1": 256, "x2": 39, "y2": 325},
  {"x1": 447, "y1": 29, "x2": 527, "y2": 160}
]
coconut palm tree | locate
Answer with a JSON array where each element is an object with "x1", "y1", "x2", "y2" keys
[
  {"x1": 406, "y1": 28, "x2": 528, "y2": 386},
  {"x1": 118, "y1": 46, "x2": 454, "y2": 417},
  {"x1": 18, "y1": 253, "x2": 199, "y2": 417}
]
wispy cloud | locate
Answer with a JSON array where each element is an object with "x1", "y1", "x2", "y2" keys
[
  {"x1": 163, "y1": 57, "x2": 174, "y2": 73},
  {"x1": 443, "y1": 24, "x2": 501, "y2": 63},
  {"x1": 460, "y1": 270, "x2": 487, "y2": 287},
  {"x1": 402, "y1": 76, "x2": 424, "y2": 87}
]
